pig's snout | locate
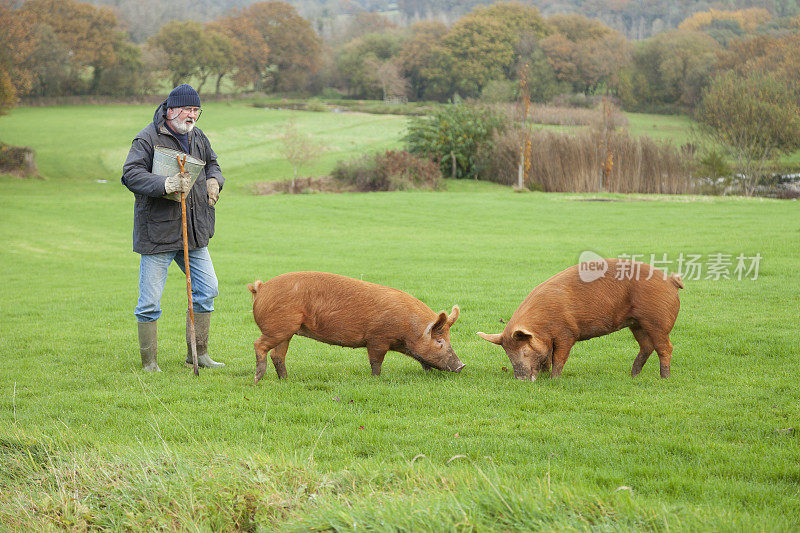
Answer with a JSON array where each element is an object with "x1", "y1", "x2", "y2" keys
[
  {"x1": 512, "y1": 363, "x2": 536, "y2": 382},
  {"x1": 445, "y1": 351, "x2": 465, "y2": 373}
]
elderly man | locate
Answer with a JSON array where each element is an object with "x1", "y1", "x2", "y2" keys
[{"x1": 122, "y1": 84, "x2": 225, "y2": 372}]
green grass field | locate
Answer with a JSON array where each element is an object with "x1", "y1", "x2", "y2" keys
[
  {"x1": 624, "y1": 112, "x2": 696, "y2": 144},
  {"x1": 1, "y1": 102, "x2": 799, "y2": 531}
]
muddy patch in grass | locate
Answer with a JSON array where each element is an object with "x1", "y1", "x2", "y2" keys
[
  {"x1": 566, "y1": 194, "x2": 719, "y2": 203},
  {"x1": 253, "y1": 176, "x2": 354, "y2": 195}
]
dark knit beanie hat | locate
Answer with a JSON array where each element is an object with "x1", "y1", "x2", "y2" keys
[{"x1": 167, "y1": 84, "x2": 201, "y2": 108}]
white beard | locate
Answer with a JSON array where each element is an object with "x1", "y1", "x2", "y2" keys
[{"x1": 169, "y1": 115, "x2": 195, "y2": 134}]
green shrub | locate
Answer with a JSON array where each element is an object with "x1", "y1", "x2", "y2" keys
[
  {"x1": 305, "y1": 99, "x2": 328, "y2": 112},
  {"x1": 331, "y1": 150, "x2": 441, "y2": 191},
  {"x1": 696, "y1": 148, "x2": 732, "y2": 188},
  {"x1": 404, "y1": 103, "x2": 506, "y2": 179}
]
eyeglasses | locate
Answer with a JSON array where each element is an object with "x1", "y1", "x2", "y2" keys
[{"x1": 179, "y1": 106, "x2": 202, "y2": 120}]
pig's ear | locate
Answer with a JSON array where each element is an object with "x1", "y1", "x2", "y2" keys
[
  {"x1": 426, "y1": 312, "x2": 449, "y2": 336},
  {"x1": 447, "y1": 305, "x2": 460, "y2": 326},
  {"x1": 477, "y1": 332, "x2": 503, "y2": 345},
  {"x1": 511, "y1": 328, "x2": 535, "y2": 343}
]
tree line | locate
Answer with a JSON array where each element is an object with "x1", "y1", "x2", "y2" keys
[
  {"x1": 0, "y1": 0, "x2": 322, "y2": 112},
  {"x1": 396, "y1": 0, "x2": 800, "y2": 39},
  {"x1": 74, "y1": 0, "x2": 800, "y2": 42},
  {"x1": 1, "y1": 0, "x2": 799, "y2": 117}
]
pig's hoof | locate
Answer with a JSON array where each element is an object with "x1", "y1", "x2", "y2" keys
[{"x1": 273, "y1": 362, "x2": 287, "y2": 379}]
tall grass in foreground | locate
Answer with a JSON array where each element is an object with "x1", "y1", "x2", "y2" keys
[{"x1": 2, "y1": 428, "x2": 786, "y2": 532}]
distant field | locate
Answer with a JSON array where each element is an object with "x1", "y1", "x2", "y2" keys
[
  {"x1": 1, "y1": 102, "x2": 798, "y2": 531},
  {"x1": 0, "y1": 101, "x2": 407, "y2": 190},
  {"x1": 624, "y1": 112, "x2": 696, "y2": 144},
  {"x1": 10, "y1": 97, "x2": 797, "y2": 171}
]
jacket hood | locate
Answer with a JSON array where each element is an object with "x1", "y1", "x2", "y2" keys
[{"x1": 153, "y1": 100, "x2": 168, "y2": 126}]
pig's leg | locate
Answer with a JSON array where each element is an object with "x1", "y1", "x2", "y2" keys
[
  {"x1": 653, "y1": 335, "x2": 673, "y2": 379},
  {"x1": 367, "y1": 345, "x2": 388, "y2": 376},
  {"x1": 549, "y1": 339, "x2": 575, "y2": 379},
  {"x1": 630, "y1": 326, "x2": 654, "y2": 377},
  {"x1": 254, "y1": 335, "x2": 281, "y2": 384},
  {"x1": 270, "y1": 339, "x2": 291, "y2": 379}
]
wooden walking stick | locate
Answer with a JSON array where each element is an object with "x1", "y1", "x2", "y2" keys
[{"x1": 177, "y1": 154, "x2": 199, "y2": 376}]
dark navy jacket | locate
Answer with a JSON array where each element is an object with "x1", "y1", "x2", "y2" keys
[{"x1": 121, "y1": 101, "x2": 225, "y2": 254}]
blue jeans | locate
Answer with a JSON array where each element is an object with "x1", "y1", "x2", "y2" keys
[{"x1": 135, "y1": 247, "x2": 218, "y2": 322}]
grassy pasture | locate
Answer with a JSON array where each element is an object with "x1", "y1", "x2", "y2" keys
[
  {"x1": 1, "y1": 102, "x2": 799, "y2": 531},
  {"x1": 0, "y1": 101, "x2": 406, "y2": 191}
]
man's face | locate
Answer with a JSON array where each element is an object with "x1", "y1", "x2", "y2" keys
[{"x1": 166, "y1": 106, "x2": 201, "y2": 134}]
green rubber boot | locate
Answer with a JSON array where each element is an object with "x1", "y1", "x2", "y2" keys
[
  {"x1": 186, "y1": 311, "x2": 225, "y2": 369},
  {"x1": 138, "y1": 320, "x2": 161, "y2": 372}
]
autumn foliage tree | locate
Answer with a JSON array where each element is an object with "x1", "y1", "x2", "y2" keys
[
  {"x1": 20, "y1": 0, "x2": 128, "y2": 93},
  {"x1": 443, "y1": 17, "x2": 515, "y2": 98},
  {"x1": 619, "y1": 29, "x2": 720, "y2": 112},
  {"x1": 238, "y1": 1, "x2": 322, "y2": 92},
  {"x1": 338, "y1": 12, "x2": 397, "y2": 43},
  {"x1": 201, "y1": 29, "x2": 237, "y2": 96},
  {"x1": 716, "y1": 33, "x2": 800, "y2": 85},
  {"x1": 335, "y1": 32, "x2": 404, "y2": 98},
  {"x1": 514, "y1": 34, "x2": 568, "y2": 103},
  {"x1": 539, "y1": 14, "x2": 631, "y2": 95},
  {"x1": 149, "y1": 26, "x2": 210, "y2": 89},
  {"x1": 679, "y1": 8, "x2": 772, "y2": 33},
  {"x1": 0, "y1": 2, "x2": 39, "y2": 113},
  {"x1": 210, "y1": 15, "x2": 271, "y2": 91},
  {"x1": 443, "y1": 2, "x2": 551, "y2": 98},
  {"x1": 95, "y1": 39, "x2": 150, "y2": 97},
  {"x1": 398, "y1": 21, "x2": 456, "y2": 101}
]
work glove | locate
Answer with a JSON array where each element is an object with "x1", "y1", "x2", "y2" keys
[
  {"x1": 207, "y1": 178, "x2": 220, "y2": 206},
  {"x1": 164, "y1": 172, "x2": 192, "y2": 195}
]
